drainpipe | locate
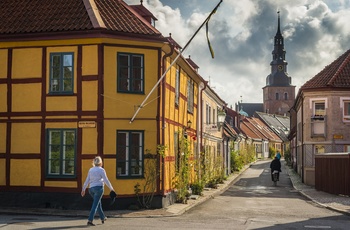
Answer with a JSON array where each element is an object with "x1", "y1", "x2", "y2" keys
[
  {"x1": 198, "y1": 81, "x2": 208, "y2": 178},
  {"x1": 301, "y1": 95, "x2": 304, "y2": 183},
  {"x1": 160, "y1": 42, "x2": 174, "y2": 196}
]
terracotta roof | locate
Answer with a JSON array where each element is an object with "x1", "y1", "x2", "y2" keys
[
  {"x1": 0, "y1": 0, "x2": 162, "y2": 37},
  {"x1": 240, "y1": 118, "x2": 263, "y2": 140},
  {"x1": 301, "y1": 49, "x2": 350, "y2": 90}
]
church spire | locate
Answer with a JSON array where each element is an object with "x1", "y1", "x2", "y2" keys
[
  {"x1": 266, "y1": 11, "x2": 290, "y2": 87},
  {"x1": 276, "y1": 11, "x2": 282, "y2": 37}
]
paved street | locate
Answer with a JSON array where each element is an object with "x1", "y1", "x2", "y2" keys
[{"x1": 1, "y1": 160, "x2": 350, "y2": 229}]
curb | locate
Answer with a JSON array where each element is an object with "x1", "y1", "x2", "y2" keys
[{"x1": 286, "y1": 163, "x2": 350, "y2": 216}]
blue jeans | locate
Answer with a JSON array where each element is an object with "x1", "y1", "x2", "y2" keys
[{"x1": 88, "y1": 186, "x2": 105, "y2": 222}]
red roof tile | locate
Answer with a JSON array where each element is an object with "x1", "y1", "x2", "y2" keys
[
  {"x1": 0, "y1": 0, "x2": 162, "y2": 38},
  {"x1": 301, "y1": 49, "x2": 350, "y2": 90}
]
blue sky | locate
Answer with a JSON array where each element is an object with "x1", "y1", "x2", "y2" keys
[{"x1": 125, "y1": 0, "x2": 350, "y2": 107}]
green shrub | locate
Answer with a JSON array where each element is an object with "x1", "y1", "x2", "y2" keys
[{"x1": 190, "y1": 182, "x2": 204, "y2": 195}]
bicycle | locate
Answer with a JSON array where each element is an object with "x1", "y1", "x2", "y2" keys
[{"x1": 272, "y1": 170, "x2": 279, "y2": 186}]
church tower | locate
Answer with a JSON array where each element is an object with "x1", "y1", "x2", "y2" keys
[{"x1": 263, "y1": 12, "x2": 295, "y2": 115}]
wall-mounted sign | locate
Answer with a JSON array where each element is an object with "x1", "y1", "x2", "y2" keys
[
  {"x1": 333, "y1": 134, "x2": 343, "y2": 139},
  {"x1": 78, "y1": 121, "x2": 96, "y2": 128},
  {"x1": 205, "y1": 124, "x2": 218, "y2": 132}
]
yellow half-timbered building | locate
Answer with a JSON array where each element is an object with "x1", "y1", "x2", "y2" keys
[{"x1": 0, "y1": 0, "x2": 203, "y2": 209}]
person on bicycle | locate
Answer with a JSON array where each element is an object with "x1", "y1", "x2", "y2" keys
[{"x1": 270, "y1": 156, "x2": 281, "y2": 181}]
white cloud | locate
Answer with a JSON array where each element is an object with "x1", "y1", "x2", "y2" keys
[{"x1": 125, "y1": 0, "x2": 350, "y2": 108}]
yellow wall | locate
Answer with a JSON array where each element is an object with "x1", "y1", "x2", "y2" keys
[
  {"x1": 12, "y1": 48, "x2": 42, "y2": 79},
  {"x1": 82, "y1": 81, "x2": 98, "y2": 111},
  {"x1": 0, "y1": 123, "x2": 6, "y2": 153},
  {"x1": 11, "y1": 123, "x2": 41, "y2": 154},
  {"x1": 160, "y1": 54, "x2": 199, "y2": 193},
  {"x1": 0, "y1": 159, "x2": 5, "y2": 185},
  {"x1": 0, "y1": 49, "x2": 7, "y2": 78},
  {"x1": 0, "y1": 84, "x2": 6, "y2": 113},
  {"x1": 82, "y1": 128, "x2": 98, "y2": 154},
  {"x1": 10, "y1": 159, "x2": 41, "y2": 186},
  {"x1": 82, "y1": 45, "x2": 98, "y2": 76},
  {"x1": 12, "y1": 83, "x2": 41, "y2": 112},
  {"x1": 46, "y1": 97, "x2": 77, "y2": 111}
]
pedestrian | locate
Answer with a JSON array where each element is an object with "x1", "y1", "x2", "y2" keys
[
  {"x1": 270, "y1": 156, "x2": 281, "y2": 181},
  {"x1": 276, "y1": 151, "x2": 281, "y2": 160},
  {"x1": 81, "y1": 156, "x2": 115, "y2": 226}
]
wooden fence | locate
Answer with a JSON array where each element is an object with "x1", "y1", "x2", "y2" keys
[{"x1": 315, "y1": 153, "x2": 350, "y2": 196}]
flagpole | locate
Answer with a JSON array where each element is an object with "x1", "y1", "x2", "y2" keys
[{"x1": 130, "y1": 0, "x2": 223, "y2": 123}]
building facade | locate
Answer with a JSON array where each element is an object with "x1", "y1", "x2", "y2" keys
[
  {"x1": 0, "y1": 0, "x2": 203, "y2": 209},
  {"x1": 290, "y1": 49, "x2": 350, "y2": 186}
]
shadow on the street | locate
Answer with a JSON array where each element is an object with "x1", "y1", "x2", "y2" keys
[{"x1": 221, "y1": 160, "x2": 301, "y2": 199}]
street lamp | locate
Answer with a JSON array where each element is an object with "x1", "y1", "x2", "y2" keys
[{"x1": 217, "y1": 110, "x2": 226, "y2": 130}]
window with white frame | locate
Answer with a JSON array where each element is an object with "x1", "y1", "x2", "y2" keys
[
  {"x1": 46, "y1": 129, "x2": 76, "y2": 177},
  {"x1": 313, "y1": 101, "x2": 325, "y2": 117},
  {"x1": 345, "y1": 145, "x2": 350, "y2": 152},
  {"x1": 341, "y1": 98, "x2": 350, "y2": 122},
  {"x1": 117, "y1": 131, "x2": 143, "y2": 177}
]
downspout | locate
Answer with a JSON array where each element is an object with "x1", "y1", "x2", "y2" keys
[
  {"x1": 160, "y1": 43, "x2": 174, "y2": 196},
  {"x1": 301, "y1": 94, "x2": 304, "y2": 183},
  {"x1": 198, "y1": 81, "x2": 208, "y2": 177}
]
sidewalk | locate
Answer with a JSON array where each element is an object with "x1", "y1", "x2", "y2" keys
[
  {"x1": 1, "y1": 161, "x2": 349, "y2": 218},
  {"x1": 286, "y1": 164, "x2": 350, "y2": 216}
]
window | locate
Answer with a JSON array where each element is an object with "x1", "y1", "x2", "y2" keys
[
  {"x1": 341, "y1": 98, "x2": 350, "y2": 122},
  {"x1": 49, "y1": 53, "x2": 74, "y2": 94},
  {"x1": 174, "y1": 132, "x2": 179, "y2": 172},
  {"x1": 275, "y1": 93, "x2": 279, "y2": 100},
  {"x1": 206, "y1": 105, "x2": 211, "y2": 124},
  {"x1": 284, "y1": 92, "x2": 288, "y2": 100},
  {"x1": 46, "y1": 129, "x2": 76, "y2": 177},
  {"x1": 345, "y1": 145, "x2": 350, "y2": 152},
  {"x1": 117, "y1": 131, "x2": 144, "y2": 177},
  {"x1": 117, "y1": 53, "x2": 144, "y2": 93},
  {"x1": 187, "y1": 79, "x2": 194, "y2": 113},
  {"x1": 213, "y1": 108, "x2": 216, "y2": 125},
  {"x1": 314, "y1": 101, "x2": 325, "y2": 117},
  {"x1": 175, "y1": 68, "x2": 180, "y2": 106}
]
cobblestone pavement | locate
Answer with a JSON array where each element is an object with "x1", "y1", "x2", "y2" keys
[{"x1": 1, "y1": 160, "x2": 349, "y2": 218}]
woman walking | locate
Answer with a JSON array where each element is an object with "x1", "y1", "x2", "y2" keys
[{"x1": 81, "y1": 156, "x2": 115, "y2": 226}]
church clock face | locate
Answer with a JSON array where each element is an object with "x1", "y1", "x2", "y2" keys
[{"x1": 278, "y1": 65, "x2": 283, "y2": 71}]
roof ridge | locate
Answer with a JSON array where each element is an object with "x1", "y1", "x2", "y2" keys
[
  {"x1": 328, "y1": 49, "x2": 350, "y2": 86},
  {"x1": 83, "y1": 0, "x2": 106, "y2": 29}
]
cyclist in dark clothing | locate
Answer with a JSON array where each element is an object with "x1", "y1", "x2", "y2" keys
[{"x1": 270, "y1": 157, "x2": 281, "y2": 181}]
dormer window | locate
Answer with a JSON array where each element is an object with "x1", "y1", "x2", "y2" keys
[{"x1": 151, "y1": 18, "x2": 155, "y2": 27}]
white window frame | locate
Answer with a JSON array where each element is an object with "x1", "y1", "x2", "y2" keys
[
  {"x1": 310, "y1": 98, "x2": 328, "y2": 117},
  {"x1": 340, "y1": 97, "x2": 350, "y2": 122}
]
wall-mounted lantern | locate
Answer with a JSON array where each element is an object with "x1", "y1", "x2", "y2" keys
[
  {"x1": 183, "y1": 120, "x2": 192, "y2": 138},
  {"x1": 217, "y1": 110, "x2": 226, "y2": 130}
]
